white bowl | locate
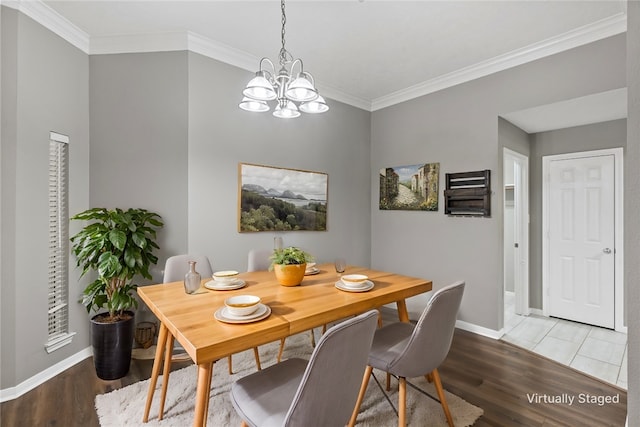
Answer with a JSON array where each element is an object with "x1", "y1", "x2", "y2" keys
[
  {"x1": 341, "y1": 274, "x2": 369, "y2": 286},
  {"x1": 224, "y1": 295, "x2": 261, "y2": 317},
  {"x1": 213, "y1": 270, "x2": 239, "y2": 283},
  {"x1": 305, "y1": 262, "x2": 317, "y2": 271}
]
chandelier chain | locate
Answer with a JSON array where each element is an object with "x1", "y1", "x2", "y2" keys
[{"x1": 279, "y1": 0, "x2": 293, "y2": 67}]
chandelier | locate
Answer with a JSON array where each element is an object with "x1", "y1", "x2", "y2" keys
[{"x1": 239, "y1": 0, "x2": 329, "y2": 119}]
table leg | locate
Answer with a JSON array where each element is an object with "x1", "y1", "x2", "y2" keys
[
  {"x1": 396, "y1": 299, "x2": 410, "y2": 322},
  {"x1": 158, "y1": 333, "x2": 175, "y2": 420},
  {"x1": 203, "y1": 361, "x2": 215, "y2": 427},
  {"x1": 143, "y1": 323, "x2": 168, "y2": 422},
  {"x1": 193, "y1": 362, "x2": 214, "y2": 427}
]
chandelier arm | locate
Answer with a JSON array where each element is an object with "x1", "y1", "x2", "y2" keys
[
  {"x1": 259, "y1": 57, "x2": 276, "y2": 81},
  {"x1": 303, "y1": 71, "x2": 315, "y2": 86},
  {"x1": 289, "y1": 58, "x2": 304, "y2": 76}
]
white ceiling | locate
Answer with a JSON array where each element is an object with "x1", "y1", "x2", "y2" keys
[
  {"x1": 501, "y1": 88, "x2": 628, "y2": 134},
  {"x1": 17, "y1": 1, "x2": 629, "y2": 129}
]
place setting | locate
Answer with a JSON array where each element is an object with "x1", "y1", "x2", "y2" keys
[
  {"x1": 214, "y1": 295, "x2": 271, "y2": 324},
  {"x1": 304, "y1": 262, "x2": 320, "y2": 276},
  {"x1": 204, "y1": 270, "x2": 247, "y2": 291},
  {"x1": 335, "y1": 273, "x2": 374, "y2": 293}
]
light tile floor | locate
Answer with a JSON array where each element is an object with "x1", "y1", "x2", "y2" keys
[{"x1": 502, "y1": 292, "x2": 627, "y2": 389}]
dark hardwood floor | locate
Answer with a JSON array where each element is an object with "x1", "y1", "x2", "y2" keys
[{"x1": 0, "y1": 329, "x2": 626, "y2": 427}]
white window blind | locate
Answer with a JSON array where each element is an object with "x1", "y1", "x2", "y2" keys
[{"x1": 46, "y1": 132, "x2": 75, "y2": 353}]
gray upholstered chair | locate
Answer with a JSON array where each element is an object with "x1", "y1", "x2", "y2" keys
[
  {"x1": 230, "y1": 310, "x2": 379, "y2": 427},
  {"x1": 247, "y1": 248, "x2": 272, "y2": 272},
  {"x1": 348, "y1": 281, "x2": 465, "y2": 427}
]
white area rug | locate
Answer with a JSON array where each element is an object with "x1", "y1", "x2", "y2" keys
[{"x1": 96, "y1": 331, "x2": 483, "y2": 426}]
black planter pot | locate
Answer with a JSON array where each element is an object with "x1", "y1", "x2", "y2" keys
[{"x1": 90, "y1": 311, "x2": 135, "y2": 380}]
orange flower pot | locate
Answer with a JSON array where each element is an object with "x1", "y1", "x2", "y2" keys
[{"x1": 274, "y1": 263, "x2": 307, "y2": 286}]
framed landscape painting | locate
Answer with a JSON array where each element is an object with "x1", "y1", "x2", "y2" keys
[
  {"x1": 379, "y1": 162, "x2": 440, "y2": 211},
  {"x1": 238, "y1": 163, "x2": 328, "y2": 232}
]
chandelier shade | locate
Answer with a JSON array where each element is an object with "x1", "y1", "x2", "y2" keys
[
  {"x1": 299, "y1": 95, "x2": 329, "y2": 114},
  {"x1": 285, "y1": 73, "x2": 318, "y2": 102},
  {"x1": 239, "y1": 97, "x2": 270, "y2": 112},
  {"x1": 239, "y1": 0, "x2": 328, "y2": 119},
  {"x1": 273, "y1": 100, "x2": 301, "y2": 119},
  {"x1": 242, "y1": 72, "x2": 277, "y2": 101}
]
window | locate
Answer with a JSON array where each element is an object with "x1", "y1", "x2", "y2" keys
[{"x1": 45, "y1": 132, "x2": 75, "y2": 353}]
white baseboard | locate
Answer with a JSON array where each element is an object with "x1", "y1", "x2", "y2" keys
[
  {"x1": 0, "y1": 346, "x2": 93, "y2": 402},
  {"x1": 456, "y1": 319, "x2": 503, "y2": 340}
]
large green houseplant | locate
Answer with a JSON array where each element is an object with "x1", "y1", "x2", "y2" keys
[
  {"x1": 270, "y1": 246, "x2": 313, "y2": 286},
  {"x1": 70, "y1": 207, "x2": 163, "y2": 379}
]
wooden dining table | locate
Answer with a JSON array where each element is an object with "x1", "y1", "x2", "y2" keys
[{"x1": 138, "y1": 263, "x2": 432, "y2": 427}]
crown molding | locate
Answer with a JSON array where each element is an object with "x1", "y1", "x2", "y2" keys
[
  {"x1": 371, "y1": 12, "x2": 628, "y2": 111},
  {"x1": 187, "y1": 31, "x2": 256, "y2": 73},
  {"x1": 89, "y1": 31, "x2": 188, "y2": 55},
  {"x1": 2, "y1": 0, "x2": 89, "y2": 53},
  {"x1": 7, "y1": 1, "x2": 626, "y2": 112}
]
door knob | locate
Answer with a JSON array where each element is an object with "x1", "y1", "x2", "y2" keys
[{"x1": 603, "y1": 248, "x2": 612, "y2": 254}]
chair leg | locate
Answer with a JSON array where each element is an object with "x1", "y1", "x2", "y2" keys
[
  {"x1": 253, "y1": 347, "x2": 262, "y2": 370},
  {"x1": 240, "y1": 422, "x2": 248, "y2": 427},
  {"x1": 425, "y1": 372, "x2": 434, "y2": 383},
  {"x1": 310, "y1": 328, "x2": 316, "y2": 347},
  {"x1": 158, "y1": 333, "x2": 175, "y2": 420},
  {"x1": 277, "y1": 337, "x2": 286, "y2": 362},
  {"x1": 398, "y1": 377, "x2": 407, "y2": 427},
  {"x1": 228, "y1": 355, "x2": 233, "y2": 375},
  {"x1": 386, "y1": 372, "x2": 391, "y2": 391},
  {"x1": 432, "y1": 369, "x2": 455, "y2": 427},
  {"x1": 348, "y1": 365, "x2": 373, "y2": 427}
]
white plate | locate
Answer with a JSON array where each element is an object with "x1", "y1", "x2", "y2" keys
[
  {"x1": 204, "y1": 279, "x2": 246, "y2": 291},
  {"x1": 335, "y1": 280, "x2": 374, "y2": 292},
  {"x1": 305, "y1": 267, "x2": 320, "y2": 276},
  {"x1": 214, "y1": 303, "x2": 271, "y2": 324}
]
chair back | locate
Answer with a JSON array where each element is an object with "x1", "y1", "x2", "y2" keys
[
  {"x1": 163, "y1": 254, "x2": 213, "y2": 283},
  {"x1": 284, "y1": 310, "x2": 378, "y2": 427},
  {"x1": 390, "y1": 281, "x2": 465, "y2": 378},
  {"x1": 247, "y1": 248, "x2": 272, "y2": 272}
]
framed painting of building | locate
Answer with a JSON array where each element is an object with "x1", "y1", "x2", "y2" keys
[
  {"x1": 379, "y1": 163, "x2": 440, "y2": 211},
  {"x1": 238, "y1": 163, "x2": 328, "y2": 232}
]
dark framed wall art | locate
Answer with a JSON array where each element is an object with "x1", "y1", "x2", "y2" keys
[{"x1": 238, "y1": 163, "x2": 328, "y2": 232}]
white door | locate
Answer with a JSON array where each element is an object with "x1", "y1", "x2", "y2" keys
[
  {"x1": 547, "y1": 154, "x2": 615, "y2": 328},
  {"x1": 504, "y1": 149, "x2": 529, "y2": 316}
]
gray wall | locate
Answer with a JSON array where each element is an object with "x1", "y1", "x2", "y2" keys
[
  {"x1": 626, "y1": 1, "x2": 639, "y2": 424},
  {"x1": 186, "y1": 52, "x2": 371, "y2": 271},
  {"x1": 529, "y1": 119, "x2": 627, "y2": 310},
  {"x1": 371, "y1": 34, "x2": 626, "y2": 329},
  {"x1": 89, "y1": 51, "x2": 189, "y2": 282},
  {"x1": 89, "y1": 50, "x2": 371, "y2": 278},
  {"x1": 1, "y1": 7, "x2": 90, "y2": 388}
]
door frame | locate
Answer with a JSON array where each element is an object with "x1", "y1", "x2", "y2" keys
[
  {"x1": 542, "y1": 148, "x2": 625, "y2": 332},
  {"x1": 503, "y1": 148, "x2": 530, "y2": 316}
]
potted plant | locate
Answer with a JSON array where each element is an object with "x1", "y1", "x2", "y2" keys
[
  {"x1": 269, "y1": 246, "x2": 313, "y2": 286},
  {"x1": 70, "y1": 207, "x2": 163, "y2": 380}
]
